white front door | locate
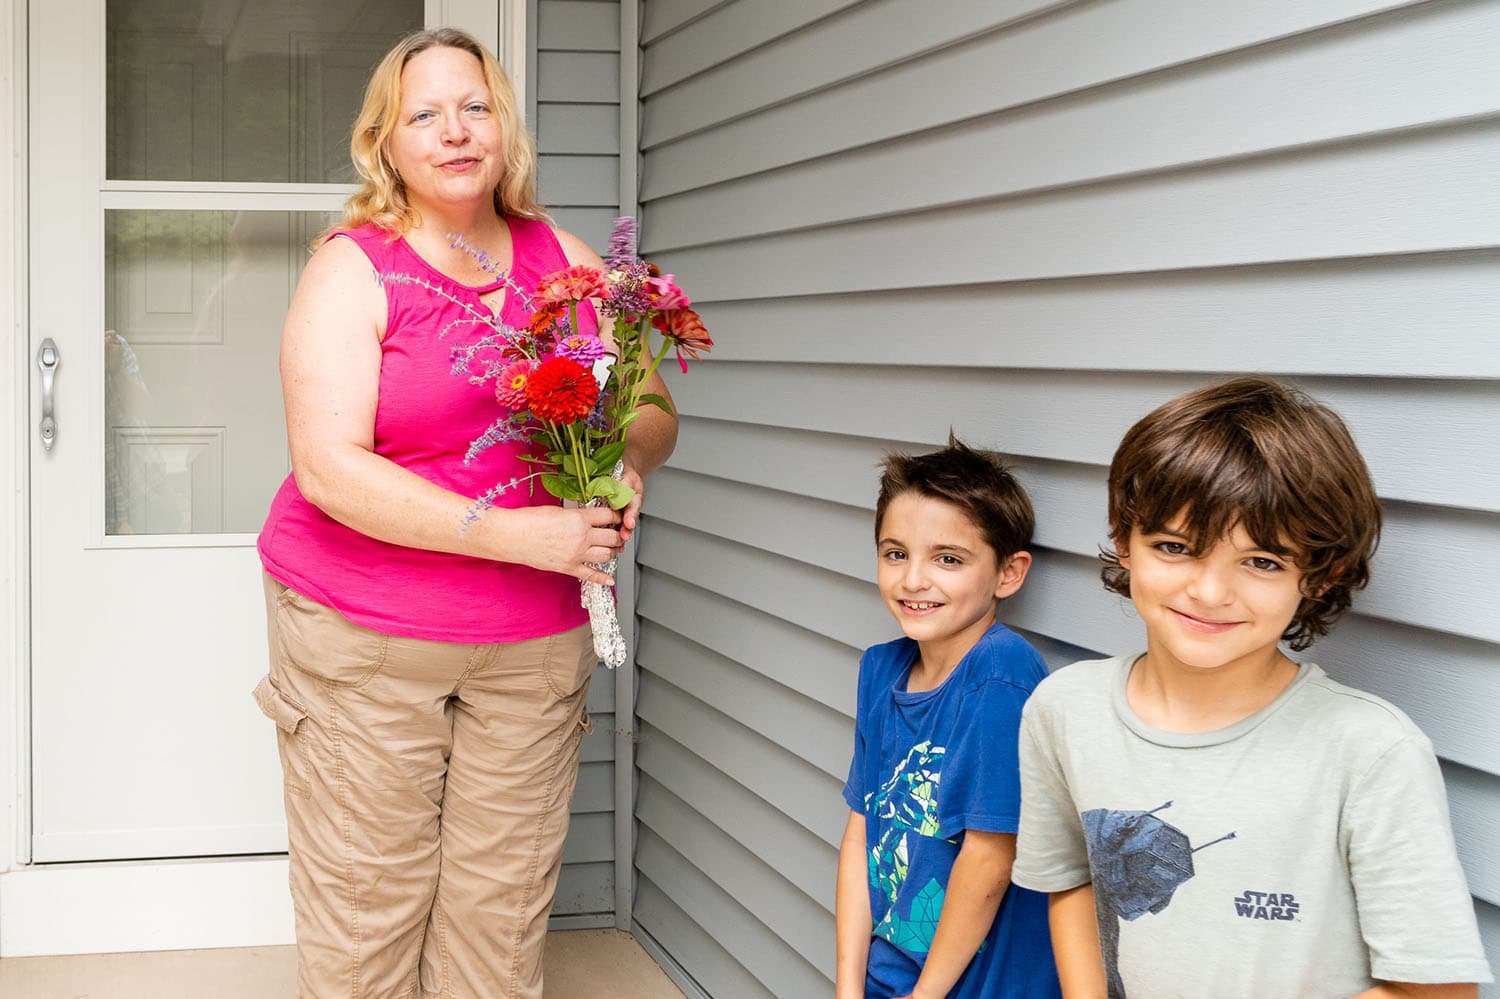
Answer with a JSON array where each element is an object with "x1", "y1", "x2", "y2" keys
[{"x1": 26, "y1": 0, "x2": 508, "y2": 865}]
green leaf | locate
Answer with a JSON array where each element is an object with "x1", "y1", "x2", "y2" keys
[
  {"x1": 639, "y1": 392, "x2": 676, "y2": 417},
  {"x1": 586, "y1": 475, "x2": 637, "y2": 509},
  {"x1": 541, "y1": 474, "x2": 584, "y2": 502},
  {"x1": 616, "y1": 410, "x2": 640, "y2": 432},
  {"x1": 591, "y1": 441, "x2": 627, "y2": 469}
]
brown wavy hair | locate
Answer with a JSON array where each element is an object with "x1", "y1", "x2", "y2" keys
[
  {"x1": 335, "y1": 27, "x2": 547, "y2": 238},
  {"x1": 1100, "y1": 377, "x2": 1381, "y2": 650}
]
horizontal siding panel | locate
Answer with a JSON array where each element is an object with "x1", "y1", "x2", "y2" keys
[
  {"x1": 640, "y1": 0, "x2": 731, "y2": 45},
  {"x1": 641, "y1": 0, "x2": 863, "y2": 95},
  {"x1": 1443, "y1": 762, "x2": 1500, "y2": 907},
  {"x1": 636, "y1": 827, "x2": 829, "y2": 995},
  {"x1": 573, "y1": 760, "x2": 614, "y2": 813},
  {"x1": 664, "y1": 368, "x2": 1500, "y2": 513},
  {"x1": 538, "y1": 51, "x2": 621, "y2": 103},
  {"x1": 647, "y1": 2, "x2": 1500, "y2": 240},
  {"x1": 639, "y1": 622, "x2": 850, "y2": 778},
  {"x1": 638, "y1": 568, "x2": 858, "y2": 715},
  {"x1": 641, "y1": 0, "x2": 1425, "y2": 170},
  {"x1": 537, "y1": 103, "x2": 621, "y2": 154},
  {"x1": 548, "y1": 207, "x2": 616, "y2": 250},
  {"x1": 679, "y1": 253, "x2": 1500, "y2": 378},
  {"x1": 1318, "y1": 620, "x2": 1500, "y2": 778},
  {"x1": 537, "y1": 153, "x2": 620, "y2": 205},
  {"x1": 580, "y1": 712, "x2": 615, "y2": 763},
  {"x1": 652, "y1": 119, "x2": 1500, "y2": 292},
  {"x1": 538, "y1": 0, "x2": 621, "y2": 52},
  {"x1": 555, "y1": 860, "x2": 613, "y2": 914},
  {"x1": 636, "y1": 676, "x2": 847, "y2": 846},
  {"x1": 585, "y1": 666, "x2": 615, "y2": 712},
  {"x1": 638, "y1": 734, "x2": 839, "y2": 911},
  {"x1": 636, "y1": 779, "x2": 834, "y2": 976},
  {"x1": 635, "y1": 876, "x2": 776, "y2": 999},
  {"x1": 562, "y1": 811, "x2": 615, "y2": 864},
  {"x1": 1479, "y1": 901, "x2": 1500, "y2": 999}
]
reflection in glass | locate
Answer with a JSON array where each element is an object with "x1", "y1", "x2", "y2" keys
[
  {"x1": 104, "y1": 211, "x2": 337, "y2": 535},
  {"x1": 107, "y1": 0, "x2": 422, "y2": 183}
]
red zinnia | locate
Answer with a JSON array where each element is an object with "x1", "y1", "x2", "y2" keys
[{"x1": 525, "y1": 356, "x2": 599, "y2": 424}]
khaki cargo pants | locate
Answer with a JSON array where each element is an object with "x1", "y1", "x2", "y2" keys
[{"x1": 254, "y1": 575, "x2": 596, "y2": 999}]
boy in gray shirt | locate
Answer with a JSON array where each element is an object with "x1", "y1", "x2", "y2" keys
[{"x1": 1012, "y1": 378, "x2": 1491, "y2": 997}]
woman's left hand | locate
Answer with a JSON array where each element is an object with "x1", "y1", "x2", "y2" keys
[{"x1": 619, "y1": 463, "x2": 646, "y2": 542}]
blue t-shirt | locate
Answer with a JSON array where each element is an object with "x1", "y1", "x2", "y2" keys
[{"x1": 843, "y1": 622, "x2": 1060, "y2": 999}]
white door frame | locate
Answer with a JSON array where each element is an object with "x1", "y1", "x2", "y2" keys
[{"x1": 0, "y1": 0, "x2": 529, "y2": 957}]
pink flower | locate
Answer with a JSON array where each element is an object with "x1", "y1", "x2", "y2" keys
[
  {"x1": 556, "y1": 333, "x2": 608, "y2": 365},
  {"x1": 642, "y1": 275, "x2": 690, "y2": 311},
  {"x1": 534, "y1": 265, "x2": 607, "y2": 305},
  {"x1": 495, "y1": 358, "x2": 538, "y2": 410}
]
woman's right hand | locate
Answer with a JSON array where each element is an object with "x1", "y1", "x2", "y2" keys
[{"x1": 495, "y1": 505, "x2": 624, "y2": 585}]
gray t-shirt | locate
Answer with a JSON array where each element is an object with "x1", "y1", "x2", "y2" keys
[{"x1": 1012, "y1": 655, "x2": 1492, "y2": 997}]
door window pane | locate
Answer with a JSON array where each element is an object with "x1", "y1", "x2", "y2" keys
[
  {"x1": 104, "y1": 210, "x2": 337, "y2": 535},
  {"x1": 107, "y1": 0, "x2": 423, "y2": 183}
]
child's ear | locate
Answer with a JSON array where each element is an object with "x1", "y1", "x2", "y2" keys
[
  {"x1": 1114, "y1": 535, "x2": 1132, "y2": 571},
  {"x1": 995, "y1": 550, "x2": 1033, "y2": 600}
]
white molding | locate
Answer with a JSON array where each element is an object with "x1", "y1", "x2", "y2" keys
[
  {"x1": 1, "y1": 0, "x2": 29, "y2": 895},
  {"x1": 0, "y1": 856, "x2": 294, "y2": 957},
  {"x1": 0, "y1": 856, "x2": 618, "y2": 957},
  {"x1": 101, "y1": 189, "x2": 351, "y2": 212}
]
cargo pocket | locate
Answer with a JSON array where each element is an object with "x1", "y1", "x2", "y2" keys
[
  {"x1": 254, "y1": 674, "x2": 312, "y2": 799},
  {"x1": 542, "y1": 624, "x2": 599, "y2": 699}
]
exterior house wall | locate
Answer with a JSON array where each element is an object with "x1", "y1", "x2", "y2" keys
[{"x1": 629, "y1": 1, "x2": 1500, "y2": 995}]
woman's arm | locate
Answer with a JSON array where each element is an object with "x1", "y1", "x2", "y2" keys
[
  {"x1": 1049, "y1": 884, "x2": 1109, "y2": 999},
  {"x1": 900, "y1": 831, "x2": 1015, "y2": 999},
  {"x1": 282, "y1": 236, "x2": 623, "y2": 584},
  {"x1": 1353, "y1": 985, "x2": 1478, "y2": 998},
  {"x1": 555, "y1": 228, "x2": 679, "y2": 537},
  {"x1": 836, "y1": 810, "x2": 874, "y2": 999}
]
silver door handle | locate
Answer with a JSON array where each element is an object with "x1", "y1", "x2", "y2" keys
[{"x1": 37, "y1": 338, "x2": 59, "y2": 451}]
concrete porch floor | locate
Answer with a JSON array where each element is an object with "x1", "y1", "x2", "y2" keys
[{"x1": 0, "y1": 928, "x2": 685, "y2": 998}]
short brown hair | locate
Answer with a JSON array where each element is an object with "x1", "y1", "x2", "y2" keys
[
  {"x1": 339, "y1": 28, "x2": 547, "y2": 239},
  {"x1": 1102, "y1": 377, "x2": 1381, "y2": 650},
  {"x1": 876, "y1": 435, "x2": 1034, "y2": 567}
]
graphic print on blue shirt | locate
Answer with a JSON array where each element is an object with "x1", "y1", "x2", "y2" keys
[
  {"x1": 868, "y1": 740, "x2": 951, "y2": 952},
  {"x1": 1082, "y1": 801, "x2": 1238, "y2": 999}
]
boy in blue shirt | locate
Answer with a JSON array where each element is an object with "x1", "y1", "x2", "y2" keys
[
  {"x1": 838, "y1": 439, "x2": 1061, "y2": 999},
  {"x1": 1012, "y1": 378, "x2": 1491, "y2": 997}
]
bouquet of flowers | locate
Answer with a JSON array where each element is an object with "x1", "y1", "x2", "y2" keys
[{"x1": 392, "y1": 217, "x2": 711, "y2": 667}]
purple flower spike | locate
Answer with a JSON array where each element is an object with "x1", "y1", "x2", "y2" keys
[{"x1": 605, "y1": 216, "x2": 639, "y2": 269}]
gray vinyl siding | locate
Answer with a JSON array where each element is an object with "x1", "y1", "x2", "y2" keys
[
  {"x1": 631, "y1": 0, "x2": 1500, "y2": 993},
  {"x1": 535, "y1": 0, "x2": 621, "y2": 249},
  {"x1": 529, "y1": 0, "x2": 625, "y2": 922}
]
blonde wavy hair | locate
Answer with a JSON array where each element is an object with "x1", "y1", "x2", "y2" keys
[{"x1": 334, "y1": 27, "x2": 548, "y2": 238}]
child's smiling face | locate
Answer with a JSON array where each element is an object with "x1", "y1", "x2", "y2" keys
[
  {"x1": 877, "y1": 492, "x2": 1022, "y2": 661},
  {"x1": 1119, "y1": 517, "x2": 1307, "y2": 676}
]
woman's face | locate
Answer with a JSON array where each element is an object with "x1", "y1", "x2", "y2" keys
[{"x1": 385, "y1": 45, "x2": 506, "y2": 214}]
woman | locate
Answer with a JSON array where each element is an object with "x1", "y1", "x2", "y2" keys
[{"x1": 252, "y1": 28, "x2": 676, "y2": 999}]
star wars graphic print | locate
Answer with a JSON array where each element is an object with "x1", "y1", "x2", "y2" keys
[{"x1": 1082, "y1": 802, "x2": 1237, "y2": 999}]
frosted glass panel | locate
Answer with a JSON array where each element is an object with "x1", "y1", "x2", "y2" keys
[
  {"x1": 107, "y1": 0, "x2": 423, "y2": 183},
  {"x1": 103, "y1": 211, "x2": 337, "y2": 535}
]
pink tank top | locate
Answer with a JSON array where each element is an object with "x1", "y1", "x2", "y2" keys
[{"x1": 258, "y1": 218, "x2": 594, "y2": 642}]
